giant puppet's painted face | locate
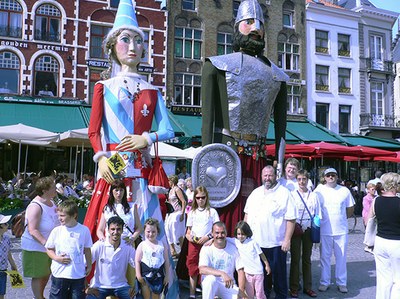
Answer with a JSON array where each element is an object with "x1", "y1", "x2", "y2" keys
[
  {"x1": 233, "y1": 18, "x2": 265, "y2": 56},
  {"x1": 114, "y1": 29, "x2": 144, "y2": 71}
]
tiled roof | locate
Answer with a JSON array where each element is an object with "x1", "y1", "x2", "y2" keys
[
  {"x1": 306, "y1": 0, "x2": 344, "y2": 9},
  {"x1": 338, "y1": 0, "x2": 376, "y2": 9}
]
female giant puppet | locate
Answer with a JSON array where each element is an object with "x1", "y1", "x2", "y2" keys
[{"x1": 83, "y1": 1, "x2": 178, "y2": 297}]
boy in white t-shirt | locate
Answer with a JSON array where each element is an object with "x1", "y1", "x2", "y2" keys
[{"x1": 46, "y1": 200, "x2": 93, "y2": 299}]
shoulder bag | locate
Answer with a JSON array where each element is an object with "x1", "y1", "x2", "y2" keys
[{"x1": 297, "y1": 190, "x2": 320, "y2": 243}]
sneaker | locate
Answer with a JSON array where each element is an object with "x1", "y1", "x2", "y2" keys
[
  {"x1": 338, "y1": 285, "x2": 348, "y2": 293},
  {"x1": 318, "y1": 284, "x2": 329, "y2": 292}
]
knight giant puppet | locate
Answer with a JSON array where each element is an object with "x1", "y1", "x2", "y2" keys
[{"x1": 201, "y1": 0, "x2": 288, "y2": 234}]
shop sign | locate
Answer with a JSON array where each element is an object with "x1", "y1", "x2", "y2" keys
[
  {"x1": 170, "y1": 105, "x2": 201, "y2": 116},
  {"x1": 0, "y1": 95, "x2": 84, "y2": 106}
]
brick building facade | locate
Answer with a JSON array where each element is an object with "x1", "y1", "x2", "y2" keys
[{"x1": 0, "y1": 0, "x2": 167, "y2": 104}]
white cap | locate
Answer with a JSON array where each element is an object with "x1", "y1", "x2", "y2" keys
[
  {"x1": 324, "y1": 168, "x2": 337, "y2": 176},
  {"x1": 0, "y1": 214, "x2": 11, "y2": 224}
]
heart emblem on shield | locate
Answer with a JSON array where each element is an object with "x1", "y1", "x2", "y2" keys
[{"x1": 206, "y1": 166, "x2": 227, "y2": 185}]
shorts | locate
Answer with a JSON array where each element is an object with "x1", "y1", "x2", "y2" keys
[
  {"x1": 186, "y1": 241, "x2": 202, "y2": 277},
  {"x1": 0, "y1": 270, "x2": 6, "y2": 295},
  {"x1": 22, "y1": 250, "x2": 51, "y2": 278}
]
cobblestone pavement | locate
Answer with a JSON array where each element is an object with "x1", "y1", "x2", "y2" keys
[{"x1": 5, "y1": 216, "x2": 375, "y2": 298}]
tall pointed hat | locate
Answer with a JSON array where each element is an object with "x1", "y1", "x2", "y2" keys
[{"x1": 106, "y1": 0, "x2": 144, "y2": 42}]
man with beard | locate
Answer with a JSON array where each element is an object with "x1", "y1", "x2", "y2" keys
[
  {"x1": 201, "y1": 0, "x2": 288, "y2": 235},
  {"x1": 198, "y1": 221, "x2": 246, "y2": 299},
  {"x1": 244, "y1": 165, "x2": 296, "y2": 299}
]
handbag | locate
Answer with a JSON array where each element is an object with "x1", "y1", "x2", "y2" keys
[
  {"x1": 297, "y1": 190, "x2": 320, "y2": 243},
  {"x1": 363, "y1": 215, "x2": 377, "y2": 247},
  {"x1": 292, "y1": 208, "x2": 305, "y2": 237},
  {"x1": 148, "y1": 133, "x2": 170, "y2": 194}
]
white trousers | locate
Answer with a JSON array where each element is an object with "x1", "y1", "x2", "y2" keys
[
  {"x1": 201, "y1": 275, "x2": 239, "y2": 299},
  {"x1": 374, "y1": 236, "x2": 400, "y2": 299},
  {"x1": 319, "y1": 234, "x2": 348, "y2": 286}
]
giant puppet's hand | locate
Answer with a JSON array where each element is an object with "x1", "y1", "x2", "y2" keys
[
  {"x1": 98, "y1": 156, "x2": 115, "y2": 184},
  {"x1": 115, "y1": 134, "x2": 148, "y2": 151}
]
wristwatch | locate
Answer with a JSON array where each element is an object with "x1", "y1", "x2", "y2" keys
[{"x1": 207, "y1": 233, "x2": 213, "y2": 239}]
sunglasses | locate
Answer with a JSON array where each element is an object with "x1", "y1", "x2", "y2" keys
[
  {"x1": 196, "y1": 196, "x2": 206, "y2": 199},
  {"x1": 325, "y1": 174, "x2": 337, "y2": 178}
]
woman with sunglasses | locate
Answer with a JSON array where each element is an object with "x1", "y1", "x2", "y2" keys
[{"x1": 185, "y1": 186, "x2": 219, "y2": 298}]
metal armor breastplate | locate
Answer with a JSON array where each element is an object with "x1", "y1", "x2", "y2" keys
[
  {"x1": 226, "y1": 55, "x2": 281, "y2": 137},
  {"x1": 209, "y1": 53, "x2": 287, "y2": 139}
]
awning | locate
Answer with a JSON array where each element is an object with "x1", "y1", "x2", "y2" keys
[
  {"x1": 0, "y1": 102, "x2": 89, "y2": 133},
  {"x1": 340, "y1": 134, "x2": 400, "y2": 150},
  {"x1": 268, "y1": 118, "x2": 347, "y2": 144},
  {"x1": 166, "y1": 111, "x2": 202, "y2": 137}
]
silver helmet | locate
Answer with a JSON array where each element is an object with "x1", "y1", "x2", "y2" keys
[{"x1": 235, "y1": 0, "x2": 264, "y2": 25}]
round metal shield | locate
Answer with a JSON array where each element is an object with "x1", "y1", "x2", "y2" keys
[{"x1": 192, "y1": 143, "x2": 241, "y2": 208}]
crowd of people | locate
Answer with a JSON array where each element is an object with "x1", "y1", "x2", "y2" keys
[{"x1": 0, "y1": 159, "x2": 398, "y2": 299}]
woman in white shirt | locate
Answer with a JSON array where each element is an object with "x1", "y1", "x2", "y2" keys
[{"x1": 96, "y1": 179, "x2": 142, "y2": 245}]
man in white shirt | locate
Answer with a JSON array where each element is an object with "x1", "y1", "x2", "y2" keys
[
  {"x1": 278, "y1": 158, "x2": 314, "y2": 191},
  {"x1": 314, "y1": 168, "x2": 355, "y2": 294},
  {"x1": 86, "y1": 216, "x2": 135, "y2": 299},
  {"x1": 244, "y1": 165, "x2": 296, "y2": 299},
  {"x1": 199, "y1": 221, "x2": 246, "y2": 299}
]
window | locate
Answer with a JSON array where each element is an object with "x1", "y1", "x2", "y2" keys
[
  {"x1": 141, "y1": 30, "x2": 150, "y2": 64},
  {"x1": 182, "y1": 0, "x2": 195, "y2": 10},
  {"x1": 371, "y1": 81, "x2": 384, "y2": 115},
  {"x1": 110, "y1": 0, "x2": 119, "y2": 8},
  {"x1": 283, "y1": 1, "x2": 294, "y2": 28},
  {"x1": 316, "y1": 65, "x2": 329, "y2": 91},
  {"x1": 370, "y1": 35, "x2": 383, "y2": 61},
  {"x1": 34, "y1": 4, "x2": 61, "y2": 42},
  {"x1": 90, "y1": 25, "x2": 111, "y2": 59},
  {"x1": 287, "y1": 84, "x2": 301, "y2": 114},
  {"x1": 278, "y1": 42, "x2": 299, "y2": 71},
  {"x1": 233, "y1": 1, "x2": 240, "y2": 18},
  {"x1": 283, "y1": 11, "x2": 293, "y2": 28},
  {"x1": 174, "y1": 73, "x2": 201, "y2": 106},
  {"x1": 34, "y1": 55, "x2": 59, "y2": 96},
  {"x1": 339, "y1": 105, "x2": 351, "y2": 133},
  {"x1": 338, "y1": 68, "x2": 351, "y2": 93},
  {"x1": 316, "y1": 103, "x2": 329, "y2": 128},
  {"x1": 217, "y1": 32, "x2": 233, "y2": 55},
  {"x1": 0, "y1": 0, "x2": 22, "y2": 38},
  {"x1": 0, "y1": 51, "x2": 20, "y2": 94},
  {"x1": 174, "y1": 27, "x2": 202, "y2": 60},
  {"x1": 370, "y1": 35, "x2": 384, "y2": 70},
  {"x1": 338, "y1": 34, "x2": 350, "y2": 57},
  {"x1": 315, "y1": 30, "x2": 328, "y2": 54}
]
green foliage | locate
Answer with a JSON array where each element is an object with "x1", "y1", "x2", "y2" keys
[{"x1": 0, "y1": 198, "x2": 24, "y2": 212}]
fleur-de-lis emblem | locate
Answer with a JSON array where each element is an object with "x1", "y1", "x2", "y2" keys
[{"x1": 141, "y1": 104, "x2": 149, "y2": 117}]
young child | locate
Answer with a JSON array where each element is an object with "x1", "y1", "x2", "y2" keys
[
  {"x1": 135, "y1": 218, "x2": 169, "y2": 299},
  {"x1": 45, "y1": 200, "x2": 92, "y2": 299},
  {"x1": 0, "y1": 214, "x2": 17, "y2": 299},
  {"x1": 234, "y1": 221, "x2": 270, "y2": 299},
  {"x1": 185, "y1": 186, "x2": 219, "y2": 298},
  {"x1": 362, "y1": 183, "x2": 376, "y2": 254}
]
